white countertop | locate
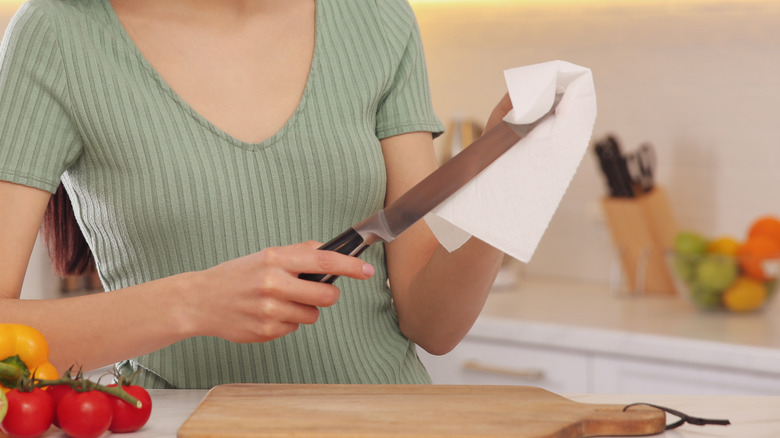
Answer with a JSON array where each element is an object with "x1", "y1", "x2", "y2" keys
[
  {"x1": 474, "y1": 276, "x2": 780, "y2": 376},
  {"x1": 33, "y1": 388, "x2": 780, "y2": 437},
  {"x1": 29, "y1": 278, "x2": 780, "y2": 437},
  {"x1": 568, "y1": 392, "x2": 780, "y2": 438}
]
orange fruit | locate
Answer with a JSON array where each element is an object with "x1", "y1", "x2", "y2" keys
[
  {"x1": 748, "y1": 216, "x2": 780, "y2": 246},
  {"x1": 722, "y1": 276, "x2": 767, "y2": 312},
  {"x1": 30, "y1": 362, "x2": 58, "y2": 381},
  {"x1": 30, "y1": 362, "x2": 59, "y2": 390},
  {"x1": 6, "y1": 324, "x2": 50, "y2": 369},
  {"x1": 737, "y1": 236, "x2": 780, "y2": 281},
  {"x1": 707, "y1": 236, "x2": 740, "y2": 256}
]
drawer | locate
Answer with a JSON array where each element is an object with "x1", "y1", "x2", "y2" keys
[
  {"x1": 418, "y1": 338, "x2": 590, "y2": 393},
  {"x1": 592, "y1": 356, "x2": 780, "y2": 396}
]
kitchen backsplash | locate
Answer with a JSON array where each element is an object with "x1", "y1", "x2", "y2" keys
[
  {"x1": 413, "y1": 0, "x2": 780, "y2": 284},
  {"x1": 5, "y1": 0, "x2": 780, "y2": 298}
]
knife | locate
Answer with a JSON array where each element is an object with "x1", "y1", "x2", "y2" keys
[
  {"x1": 300, "y1": 94, "x2": 563, "y2": 283},
  {"x1": 626, "y1": 142, "x2": 656, "y2": 195},
  {"x1": 593, "y1": 135, "x2": 635, "y2": 198}
]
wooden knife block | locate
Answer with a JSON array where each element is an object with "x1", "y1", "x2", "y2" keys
[{"x1": 602, "y1": 186, "x2": 678, "y2": 295}]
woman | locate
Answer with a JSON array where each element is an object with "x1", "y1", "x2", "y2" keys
[{"x1": 0, "y1": 0, "x2": 511, "y2": 388}]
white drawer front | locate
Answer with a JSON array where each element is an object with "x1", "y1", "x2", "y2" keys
[
  {"x1": 592, "y1": 356, "x2": 780, "y2": 396},
  {"x1": 418, "y1": 339, "x2": 590, "y2": 393}
]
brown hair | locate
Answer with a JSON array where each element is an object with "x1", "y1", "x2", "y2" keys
[{"x1": 42, "y1": 183, "x2": 96, "y2": 277}]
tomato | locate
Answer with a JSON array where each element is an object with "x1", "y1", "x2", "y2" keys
[
  {"x1": 0, "y1": 388, "x2": 54, "y2": 438},
  {"x1": 48, "y1": 384, "x2": 76, "y2": 428},
  {"x1": 57, "y1": 390, "x2": 113, "y2": 438},
  {"x1": 107, "y1": 384, "x2": 153, "y2": 433}
]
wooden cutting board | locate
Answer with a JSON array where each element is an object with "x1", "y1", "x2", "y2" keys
[{"x1": 177, "y1": 384, "x2": 666, "y2": 438}]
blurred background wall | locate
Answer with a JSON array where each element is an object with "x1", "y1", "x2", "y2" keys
[{"x1": 411, "y1": 0, "x2": 780, "y2": 283}]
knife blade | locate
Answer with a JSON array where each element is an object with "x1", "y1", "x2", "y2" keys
[{"x1": 301, "y1": 94, "x2": 563, "y2": 283}]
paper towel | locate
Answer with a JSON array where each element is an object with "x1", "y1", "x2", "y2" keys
[{"x1": 424, "y1": 60, "x2": 597, "y2": 262}]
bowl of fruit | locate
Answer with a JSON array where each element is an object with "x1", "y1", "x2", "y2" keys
[{"x1": 669, "y1": 216, "x2": 780, "y2": 312}]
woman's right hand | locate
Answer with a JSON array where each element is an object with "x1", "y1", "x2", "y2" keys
[{"x1": 185, "y1": 241, "x2": 375, "y2": 344}]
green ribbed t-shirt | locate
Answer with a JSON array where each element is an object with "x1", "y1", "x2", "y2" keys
[{"x1": 0, "y1": 0, "x2": 444, "y2": 388}]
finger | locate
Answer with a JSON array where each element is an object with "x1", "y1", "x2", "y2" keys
[
  {"x1": 292, "y1": 282, "x2": 341, "y2": 308},
  {"x1": 254, "y1": 267, "x2": 342, "y2": 307},
  {"x1": 300, "y1": 240, "x2": 325, "y2": 250},
  {"x1": 258, "y1": 298, "x2": 322, "y2": 325},
  {"x1": 498, "y1": 92, "x2": 512, "y2": 111},
  {"x1": 309, "y1": 248, "x2": 374, "y2": 279},
  {"x1": 257, "y1": 245, "x2": 374, "y2": 280},
  {"x1": 485, "y1": 93, "x2": 513, "y2": 131},
  {"x1": 252, "y1": 321, "x2": 301, "y2": 343}
]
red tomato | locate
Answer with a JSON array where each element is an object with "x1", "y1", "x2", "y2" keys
[
  {"x1": 57, "y1": 390, "x2": 113, "y2": 438},
  {"x1": 107, "y1": 384, "x2": 152, "y2": 433},
  {"x1": 48, "y1": 384, "x2": 76, "y2": 428},
  {"x1": 1, "y1": 388, "x2": 54, "y2": 438}
]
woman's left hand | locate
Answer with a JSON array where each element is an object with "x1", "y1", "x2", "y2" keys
[{"x1": 484, "y1": 93, "x2": 513, "y2": 133}]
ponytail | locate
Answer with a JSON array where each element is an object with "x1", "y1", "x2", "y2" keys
[{"x1": 42, "y1": 183, "x2": 95, "y2": 277}]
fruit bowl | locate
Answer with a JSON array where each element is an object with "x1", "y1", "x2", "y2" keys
[
  {"x1": 670, "y1": 217, "x2": 780, "y2": 312},
  {"x1": 667, "y1": 250, "x2": 778, "y2": 312}
]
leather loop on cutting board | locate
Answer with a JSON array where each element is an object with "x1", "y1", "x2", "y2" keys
[{"x1": 623, "y1": 402, "x2": 731, "y2": 430}]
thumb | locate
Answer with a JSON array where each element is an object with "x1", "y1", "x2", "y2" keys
[{"x1": 484, "y1": 93, "x2": 513, "y2": 132}]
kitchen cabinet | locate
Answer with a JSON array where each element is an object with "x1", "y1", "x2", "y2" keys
[
  {"x1": 421, "y1": 338, "x2": 590, "y2": 393},
  {"x1": 590, "y1": 355, "x2": 780, "y2": 395},
  {"x1": 418, "y1": 277, "x2": 780, "y2": 396},
  {"x1": 419, "y1": 338, "x2": 780, "y2": 395}
]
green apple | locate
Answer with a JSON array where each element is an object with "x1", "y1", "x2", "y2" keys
[
  {"x1": 674, "y1": 231, "x2": 709, "y2": 256},
  {"x1": 0, "y1": 390, "x2": 6, "y2": 423},
  {"x1": 690, "y1": 284, "x2": 723, "y2": 310},
  {"x1": 766, "y1": 279, "x2": 777, "y2": 297},
  {"x1": 695, "y1": 254, "x2": 738, "y2": 291},
  {"x1": 672, "y1": 254, "x2": 697, "y2": 283}
]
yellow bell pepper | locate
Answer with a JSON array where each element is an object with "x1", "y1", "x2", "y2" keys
[{"x1": 0, "y1": 324, "x2": 58, "y2": 392}]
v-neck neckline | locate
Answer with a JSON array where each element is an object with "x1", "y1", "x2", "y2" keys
[{"x1": 103, "y1": 0, "x2": 320, "y2": 152}]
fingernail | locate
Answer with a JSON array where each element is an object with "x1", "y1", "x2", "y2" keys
[{"x1": 363, "y1": 263, "x2": 375, "y2": 277}]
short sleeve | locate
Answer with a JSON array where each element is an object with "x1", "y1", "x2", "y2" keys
[
  {"x1": 0, "y1": 2, "x2": 83, "y2": 193},
  {"x1": 375, "y1": 4, "x2": 444, "y2": 140}
]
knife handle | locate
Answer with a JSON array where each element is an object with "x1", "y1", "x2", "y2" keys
[{"x1": 298, "y1": 228, "x2": 370, "y2": 284}]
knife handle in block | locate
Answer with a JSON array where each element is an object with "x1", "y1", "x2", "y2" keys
[{"x1": 298, "y1": 228, "x2": 370, "y2": 284}]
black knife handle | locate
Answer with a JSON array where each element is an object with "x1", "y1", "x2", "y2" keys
[{"x1": 298, "y1": 228, "x2": 369, "y2": 284}]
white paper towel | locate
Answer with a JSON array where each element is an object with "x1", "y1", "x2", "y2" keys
[{"x1": 424, "y1": 60, "x2": 597, "y2": 262}]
